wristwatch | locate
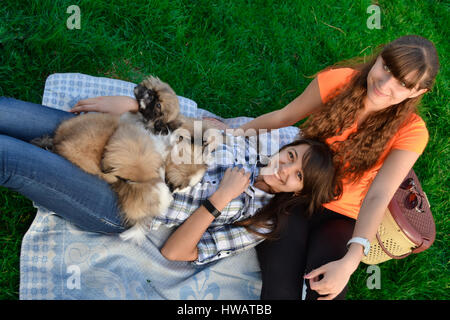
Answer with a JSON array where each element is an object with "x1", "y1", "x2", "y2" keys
[
  {"x1": 202, "y1": 199, "x2": 221, "y2": 218},
  {"x1": 346, "y1": 237, "x2": 371, "y2": 256}
]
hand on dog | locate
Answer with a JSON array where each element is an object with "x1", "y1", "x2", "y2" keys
[
  {"x1": 202, "y1": 117, "x2": 230, "y2": 130},
  {"x1": 216, "y1": 167, "x2": 251, "y2": 202},
  {"x1": 70, "y1": 96, "x2": 138, "y2": 115}
]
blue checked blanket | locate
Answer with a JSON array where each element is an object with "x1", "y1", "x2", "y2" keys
[{"x1": 19, "y1": 73, "x2": 300, "y2": 300}]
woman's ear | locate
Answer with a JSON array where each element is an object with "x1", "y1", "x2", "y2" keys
[{"x1": 409, "y1": 88, "x2": 428, "y2": 99}]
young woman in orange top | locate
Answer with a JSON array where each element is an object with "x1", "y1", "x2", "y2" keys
[{"x1": 237, "y1": 35, "x2": 440, "y2": 299}]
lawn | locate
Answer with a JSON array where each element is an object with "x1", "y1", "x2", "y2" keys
[{"x1": 0, "y1": 0, "x2": 448, "y2": 300}]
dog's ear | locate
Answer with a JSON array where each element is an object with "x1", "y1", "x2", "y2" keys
[
  {"x1": 134, "y1": 85, "x2": 160, "y2": 121},
  {"x1": 133, "y1": 84, "x2": 147, "y2": 100},
  {"x1": 134, "y1": 84, "x2": 157, "y2": 102},
  {"x1": 167, "y1": 119, "x2": 183, "y2": 132}
]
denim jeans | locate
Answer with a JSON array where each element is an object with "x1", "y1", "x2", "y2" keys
[{"x1": 0, "y1": 97, "x2": 126, "y2": 233}]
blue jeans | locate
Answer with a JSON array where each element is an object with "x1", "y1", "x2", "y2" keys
[{"x1": 0, "y1": 97, "x2": 126, "y2": 233}]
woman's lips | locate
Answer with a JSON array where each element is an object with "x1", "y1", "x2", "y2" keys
[{"x1": 373, "y1": 84, "x2": 388, "y2": 97}]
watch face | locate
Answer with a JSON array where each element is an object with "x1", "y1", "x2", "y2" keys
[{"x1": 362, "y1": 239, "x2": 370, "y2": 256}]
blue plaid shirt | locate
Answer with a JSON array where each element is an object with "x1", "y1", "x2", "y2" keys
[{"x1": 150, "y1": 133, "x2": 276, "y2": 265}]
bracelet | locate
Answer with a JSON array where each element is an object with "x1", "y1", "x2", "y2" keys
[
  {"x1": 202, "y1": 199, "x2": 221, "y2": 218},
  {"x1": 346, "y1": 237, "x2": 371, "y2": 256}
]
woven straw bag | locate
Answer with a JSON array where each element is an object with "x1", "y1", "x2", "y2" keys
[{"x1": 361, "y1": 169, "x2": 436, "y2": 265}]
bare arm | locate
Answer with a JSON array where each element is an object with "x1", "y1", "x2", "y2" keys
[
  {"x1": 70, "y1": 96, "x2": 138, "y2": 115},
  {"x1": 305, "y1": 149, "x2": 421, "y2": 299},
  {"x1": 160, "y1": 191, "x2": 231, "y2": 261},
  {"x1": 160, "y1": 167, "x2": 251, "y2": 261},
  {"x1": 345, "y1": 149, "x2": 421, "y2": 262},
  {"x1": 239, "y1": 77, "x2": 323, "y2": 132}
]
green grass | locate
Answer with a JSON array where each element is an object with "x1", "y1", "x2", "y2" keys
[{"x1": 0, "y1": 0, "x2": 448, "y2": 300}]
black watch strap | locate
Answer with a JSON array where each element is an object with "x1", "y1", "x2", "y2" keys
[{"x1": 202, "y1": 199, "x2": 221, "y2": 218}]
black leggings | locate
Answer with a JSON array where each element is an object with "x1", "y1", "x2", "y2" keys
[{"x1": 255, "y1": 205, "x2": 356, "y2": 300}]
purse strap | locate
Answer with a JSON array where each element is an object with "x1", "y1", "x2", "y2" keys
[{"x1": 375, "y1": 231, "x2": 412, "y2": 259}]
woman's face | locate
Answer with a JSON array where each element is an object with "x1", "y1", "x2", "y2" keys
[
  {"x1": 259, "y1": 144, "x2": 310, "y2": 193},
  {"x1": 366, "y1": 56, "x2": 428, "y2": 111}
]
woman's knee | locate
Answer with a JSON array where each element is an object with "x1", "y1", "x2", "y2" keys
[
  {"x1": 0, "y1": 134, "x2": 15, "y2": 183},
  {"x1": 303, "y1": 216, "x2": 355, "y2": 300},
  {"x1": 310, "y1": 217, "x2": 355, "y2": 259},
  {"x1": 0, "y1": 97, "x2": 74, "y2": 141},
  {"x1": 256, "y1": 206, "x2": 312, "y2": 300}
]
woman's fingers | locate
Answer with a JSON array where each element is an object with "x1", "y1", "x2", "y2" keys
[
  {"x1": 70, "y1": 104, "x2": 94, "y2": 113},
  {"x1": 76, "y1": 97, "x2": 101, "y2": 106},
  {"x1": 304, "y1": 267, "x2": 324, "y2": 280},
  {"x1": 72, "y1": 97, "x2": 106, "y2": 113},
  {"x1": 317, "y1": 293, "x2": 338, "y2": 301},
  {"x1": 202, "y1": 117, "x2": 230, "y2": 130}
]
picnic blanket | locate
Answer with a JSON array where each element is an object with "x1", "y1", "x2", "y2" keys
[{"x1": 19, "y1": 73, "x2": 300, "y2": 300}]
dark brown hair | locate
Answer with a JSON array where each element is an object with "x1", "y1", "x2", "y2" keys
[
  {"x1": 234, "y1": 138, "x2": 340, "y2": 240},
  {"x1": 301, "y1": 35, "x2": 440, "y2": 184}
]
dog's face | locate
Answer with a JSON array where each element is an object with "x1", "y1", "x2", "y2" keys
[
  {"x1": 164, "y1": 124, "x2": 217, "y2": 192},
  {"x1": 133, "y1": 76, "x2": 181, "y2": 134},
  {"x1": 134, "y1": 85, "x2": 161, "y2": 120}
]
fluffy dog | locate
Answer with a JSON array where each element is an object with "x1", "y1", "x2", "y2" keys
[{"x1": 32, "y1": 76, "x2": 213, "y2": 243}]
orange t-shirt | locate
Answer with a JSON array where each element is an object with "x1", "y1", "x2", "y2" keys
[{"x1": 315, "y1": 68, "x2": 429, "y2": 219}]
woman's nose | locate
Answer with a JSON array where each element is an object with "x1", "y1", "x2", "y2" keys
[
  {"x1": 279, "y1": 163, "x2": 293, "y2": 175},
  {"x1": 379, "y1": 75, "x2": 396, "y2": 93}
]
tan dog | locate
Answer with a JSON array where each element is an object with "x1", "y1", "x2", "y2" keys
[{"x1": 32, "y1": 76, "x2": 215, "y2": 243}]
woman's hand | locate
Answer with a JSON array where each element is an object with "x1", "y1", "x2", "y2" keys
[
  {"x1": 70, "y1": 96, "x2": 138, "y2": 115},
  {"x1": 202, "y1": 117, "x2": 230, "y2": 130},
  {"x1": 161, "y1": 167, "x2": 250, "y2": 261},
  {"x1": 215, "y1": 167, "x2": 251, "y2": 203},
  {"x1": 304, "y1": 256, "x2": 358, "y2": 300}
]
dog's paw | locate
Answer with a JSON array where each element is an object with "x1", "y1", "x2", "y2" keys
[
  {"x1": 30, "y1": 135, "x2": 55, "y2": 152},
  {"x1": 155, "y1": 182, "x2": 174, "y2": 213},
  {"x1": 119, "y1": 223, "x2": 148, "y2": 245},
  {"x1": 141, "y1": 76, "x2": 164, "y2": 91}
]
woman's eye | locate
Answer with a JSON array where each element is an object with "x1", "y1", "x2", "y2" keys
[
  {"x1": 297, "y1": 171, "x2": 303, "y2": 181},
  {"x1": 383, "y1": 64, "x2": 390, "y2": 73},
  {"x1": 288, "y1": 151, "x2": 294, "y2": 160},
  {"x1": 400, "y1": 81, "x2": 406, "y2": 87}
]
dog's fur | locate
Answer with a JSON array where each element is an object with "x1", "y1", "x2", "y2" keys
[{"x1": 32, "y1": 76, "x2": 214, "y2": 243}]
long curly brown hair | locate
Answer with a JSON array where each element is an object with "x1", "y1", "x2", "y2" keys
[{"x1": 301, "y1": 35, "x2": 439, "y2": 185}]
